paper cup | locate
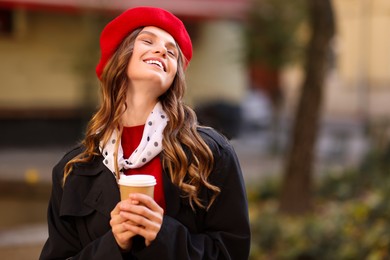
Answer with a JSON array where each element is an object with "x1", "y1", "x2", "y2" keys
[{"x1": 118, "y1": 174, "x2": 156, "y2": 200}]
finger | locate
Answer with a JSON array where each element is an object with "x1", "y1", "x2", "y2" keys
[
  {"x1": 120, "y1": 203, "x2": 163, "y2": 226},
  {"x1": 111, "y1": 215, "x2": 137, "y2": 250},
  {"x1": 111, "y1": 202, "x2": 137, "y2": 231},
  {"x1": 110, "y1": 202, "x2": 122, "y2": 217},
  {"x1": 120, "y1": 210, "x2": 162, "y2": 237},
  {"x1": 111, "y1": 200, "x2": 140, "y2": 218},
  {"x1": 113, "y1": 228, "x2": 135, "y2": 250},
  {"x1": 111, "y1": 205, "x2": 129, "y2": 226},
  {"x1": 123, "y1": 221, "x2": 158, "y2": 244},
  {"x1": 120, "y1": 210, "x2": 152, "y2": 227},
  {"x1": 111, "y1": 213, "x2": 132, "y2": 234},
  {"x1": 111, "y1": 220, "x2": 127, "y2": 233},
  {"x1": 128, "y1": 193, "x2": 164, "y2": 215}
]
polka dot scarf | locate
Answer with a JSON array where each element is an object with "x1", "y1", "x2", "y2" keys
[{"x1": 100, "y1": 102, "x2": 168, "y2": 176}]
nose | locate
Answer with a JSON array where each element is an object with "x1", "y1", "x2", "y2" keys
[{"x1": 153, "y1": 43, "x2": 167, "y2": 57}]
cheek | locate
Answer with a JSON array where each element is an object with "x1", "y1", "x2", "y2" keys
[
  {"x1": 169, "y1": 62, "x2": 178, "y2": 80},
  {"x1": 126, "y1": 54, "x2": 136, "y2": 76},
  {"x1": 166, "y1": 71, "x2": 176, "y2": 88},
  {"x1": 126, "y1": 60, "x2": 134, "y2": 78},
  {"x1": 126, "y1": 53, "x2": 140, "y2": 78},
  {"x1": 161, "y1": 74, "x2": 176, "y2": 93}
]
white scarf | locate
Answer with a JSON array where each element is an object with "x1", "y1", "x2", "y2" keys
[{"x1": 100, "y1": 102, "x2": 168, "y2": 176}]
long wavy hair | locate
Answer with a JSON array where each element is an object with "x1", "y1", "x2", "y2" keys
[{"x1": 63, "y1": 28, "x2": 220, "y2": 210}]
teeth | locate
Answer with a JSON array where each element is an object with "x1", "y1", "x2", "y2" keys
[{"x1": 146, "y1": 60, "x2": 163, "y2": 70}]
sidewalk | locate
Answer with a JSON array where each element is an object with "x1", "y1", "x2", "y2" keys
[
  {"x1": 0, "y1": 147, "x2": 66, "y2": 259},
  {"x1": 0, "y1": 172, "x2": 53, "y2": 258}
]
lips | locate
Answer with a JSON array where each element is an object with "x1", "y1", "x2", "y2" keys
[{"x1": 144, "y1": 58, "x2": 166, "y2": 72}]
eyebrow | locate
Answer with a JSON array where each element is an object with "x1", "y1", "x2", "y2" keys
[{"x1": 138, "y1": 30, "x2": 178, "y2": 50}]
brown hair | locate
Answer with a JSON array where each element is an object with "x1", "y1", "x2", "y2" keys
[{"x1": 64, "y1": 28, "x2": 220, "y2": 210}]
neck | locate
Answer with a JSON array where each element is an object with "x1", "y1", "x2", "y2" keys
[{"x1": 122, "y1": 86, "x2": 158, "y2": 127}]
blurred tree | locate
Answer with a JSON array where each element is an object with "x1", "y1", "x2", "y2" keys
[
  {"x1": 245, "y1": 0, "x2": 305, "y2": 108},
  {"x1": 279, "y1": 0, "x2": 335, "y2": 214},
  {"x1": 244, "y1": 0, "x2": 305, "y2": 153}
]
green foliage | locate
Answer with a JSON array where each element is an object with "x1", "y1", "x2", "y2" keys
[
  {"x1": 244, "y1": 0, "x2": 307, "y2": 69},
  {"x1": 250, "y1": 196, "x2": 390, "y2": 259},
  {"x1": 248, "y1": 141, "x2": 390, "y2": 259}
]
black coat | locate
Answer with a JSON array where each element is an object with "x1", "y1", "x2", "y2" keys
[{"x1": 40, "y1": 128, "x2": 250, "y2": 260}]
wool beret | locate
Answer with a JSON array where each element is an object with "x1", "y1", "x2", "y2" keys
[{"x1": 96, "y1": 6, "x2": 193, "y2": 79}]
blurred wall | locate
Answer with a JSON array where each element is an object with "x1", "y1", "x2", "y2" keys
[
  {"x1": 0, "y1": 9, "x2": 97, "y2": 109},
  {"x1": 335, "y1": 0, "x2": 390, "y2": 87},
  {"x1": 186, "y1": 20, "x2": 246, "y2": 106}
]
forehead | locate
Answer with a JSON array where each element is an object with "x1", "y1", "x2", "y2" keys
[{"x1": 139, "y1": 26, "x2": 177, "y2": 44}]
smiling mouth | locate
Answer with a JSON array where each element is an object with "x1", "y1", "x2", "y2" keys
[{"x1": 145, "y1": 60, "x2": 166, "y2": 72}]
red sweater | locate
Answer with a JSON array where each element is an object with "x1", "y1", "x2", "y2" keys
[{"x1": 121, "y1": 125, "x2": 166, "y2": 210}]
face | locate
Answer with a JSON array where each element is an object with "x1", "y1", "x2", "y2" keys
[{"x1": 127, "y1": 26, "x2": 179, "y2": 97}]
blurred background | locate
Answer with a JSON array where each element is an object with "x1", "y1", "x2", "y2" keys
[{"x1": 0, "y1": 0, "x2": 389, "y2": 259}]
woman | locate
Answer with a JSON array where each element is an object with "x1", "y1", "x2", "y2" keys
[{"x1": 40, "y1": 6, "x2": 250, "y2": 260}]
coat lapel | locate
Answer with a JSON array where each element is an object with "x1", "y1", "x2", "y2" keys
[
  {"x1": 60, "y1": 156, "x2": 120, "y2": 219},
  {"x1": 83, "y1": 167, "x2": 120, "y2": 218}
]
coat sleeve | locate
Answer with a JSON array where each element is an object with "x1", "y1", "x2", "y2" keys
[
  {"x1": 39, "y1": 150, "x2": 134, "y2": 260},
  {"x1": 132, "y1": 129, "x2": 251, "y2": 260}
]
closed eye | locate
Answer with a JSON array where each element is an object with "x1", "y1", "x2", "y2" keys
[{"x1": 167, "y1": 49, "x2": 176, "y2": 57}]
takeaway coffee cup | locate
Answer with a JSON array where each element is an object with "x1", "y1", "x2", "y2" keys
[{"x1": 118, "y1": 174, "x2": 156, "y2": 200}]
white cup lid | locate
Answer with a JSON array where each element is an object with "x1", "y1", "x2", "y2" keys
[{"x1": 118, "y1": 174, "x2": 156, "y2": 187}]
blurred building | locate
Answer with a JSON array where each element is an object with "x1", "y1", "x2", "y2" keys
[
  {"x1": 284, "y1": 0, "x2": 390, "y2": 122},
  {"x1": 333, "y1": 0, "x2": 390, "y2": 119},
  {"x1": 0, "y1": 0, "x2": 249, "y2": 146}
]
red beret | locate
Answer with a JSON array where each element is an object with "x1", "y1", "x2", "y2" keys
[{"x1": 96, "y1": 6, "x2": 193, "y2": 79}]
